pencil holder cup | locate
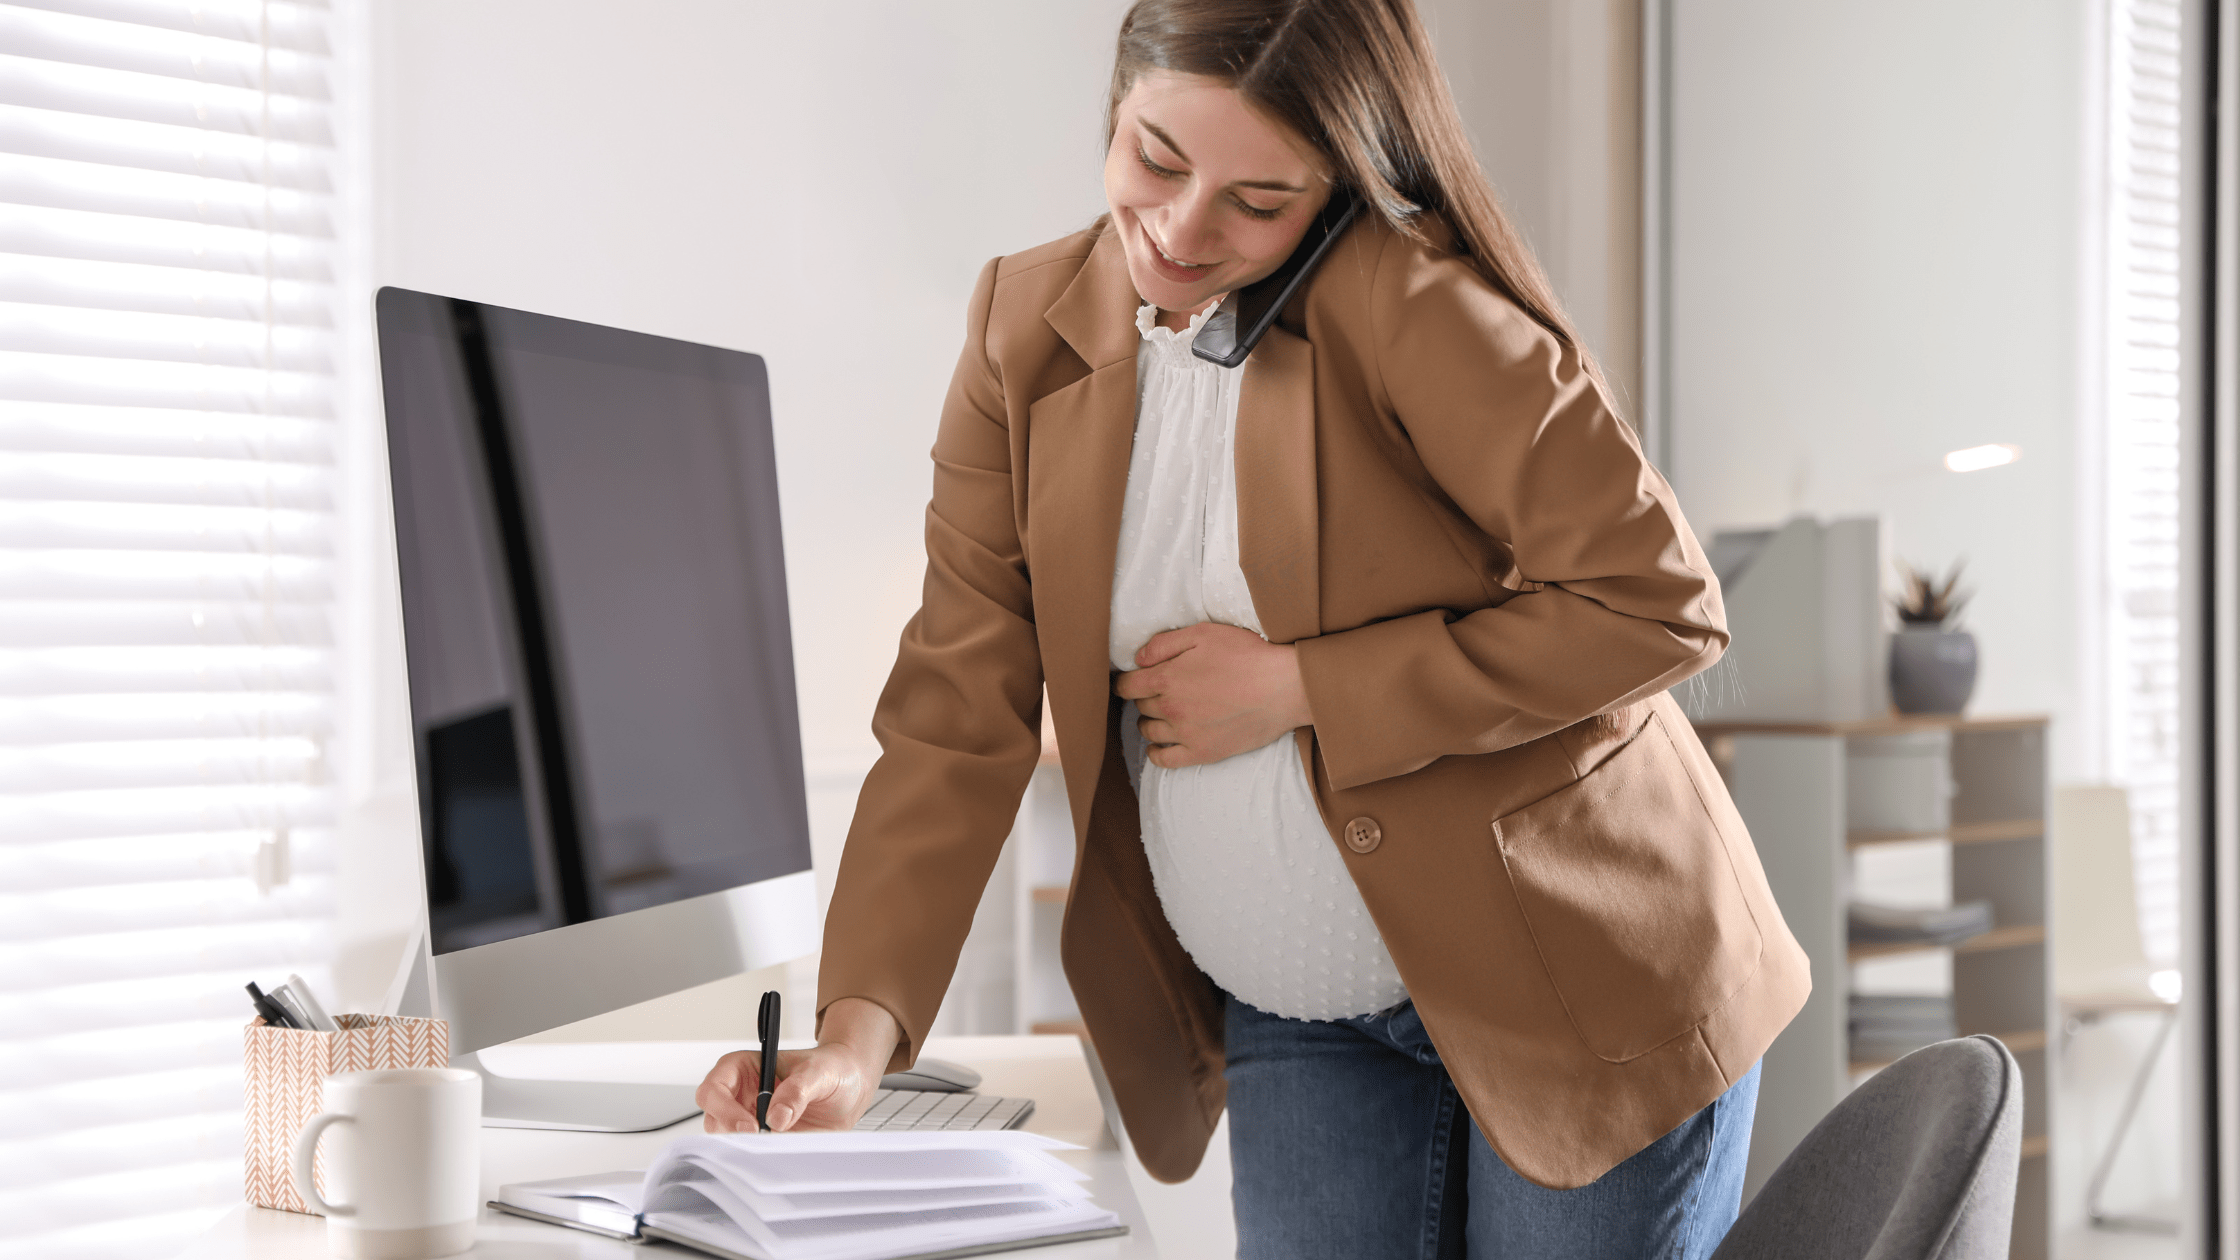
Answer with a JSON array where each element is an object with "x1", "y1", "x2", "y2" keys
[{"x1": 243, "y1": 1014, "x2": 451, "y2": 1214}]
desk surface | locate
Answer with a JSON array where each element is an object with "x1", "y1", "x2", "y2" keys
[{"x1": 182, "y1": 1035, "x2": 1170, "y2": 1260}]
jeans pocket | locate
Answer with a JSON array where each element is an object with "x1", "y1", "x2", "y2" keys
[{"x1": 1492, "y1": 711, "x2": 1764, "y2": 1062}]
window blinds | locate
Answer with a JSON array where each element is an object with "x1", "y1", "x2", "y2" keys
[
  {"x1": 2106, "y1": 0, "x2": 2182, "y2": 966},
  {"x1": 0, "y1": 2, "x2": 345, "y2": 1254}
]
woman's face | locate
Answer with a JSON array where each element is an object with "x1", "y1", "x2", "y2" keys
[{"x1": 1104, "y1": 70, "x2": 1334, "y2": 316}]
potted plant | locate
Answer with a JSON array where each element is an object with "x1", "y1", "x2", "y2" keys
[{"x1": 1889, "y1": 560, "x2": 1977, "y2": 714}]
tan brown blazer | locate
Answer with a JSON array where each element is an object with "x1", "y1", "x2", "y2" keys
[{"x1": 817, "y1": 212, "x2": 1810, "y2": 1190}]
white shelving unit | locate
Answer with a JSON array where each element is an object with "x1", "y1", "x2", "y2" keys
[
  {"x1": 1700, "y1": 715, "x2": 2052, "y2": 1258},
  {"x1": 1013, "y1": 757, "x2": 1083, "y2": 1038},
  {"x1": 932, "y1": 752, "x2": 1082, "y2": 1042}
]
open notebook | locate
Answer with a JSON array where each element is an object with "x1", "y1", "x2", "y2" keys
[{"x1": 493, "y1": 1131, "x2": 1126, "y2": 1260}]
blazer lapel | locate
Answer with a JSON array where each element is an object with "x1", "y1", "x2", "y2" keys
[
  {"x1": 1045, "y1": 227, "x2": 1142, "y2": 374},
  {"x1": 1233, "y1": 324, "x2": 1321, "y2": 644},
  {"x1": 1031, "y1": 228, "x2": 1140, "y2": 832}
]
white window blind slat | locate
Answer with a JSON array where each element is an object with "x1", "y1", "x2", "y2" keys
[
  {"x1": 0, "y1": 208, "x2": 334, "y2": 278},
  {"x1": 14, "y1": 829, "x2": 314, "y2": 884},
  {"x1": 0, "y1": 605, "x2": 331, "y2": 649},
  {"x1": 0, "y1": 541, "x2": 331, "y2": 578},
  {"x1": 0, "y1": 497, "x2": 334, "y2": 537},
  {"x1": 2, "y1": 306, "x2": 334, "y2": 370},
  {"x1": 0, "y1": 712, "x2": 329, "y2": 760},
  {"x1": 0, "y1": 0, "x2": 350, "y2": 1253},
  {"x1": 0, "y1": 360, "x2": 336, "y2": 417},
  {"x1": 0, "y1": 275, "x2": 337, "y2": 328},
  {"x1": 14, "y1": 0, "x2": 333, "y2": 53},
  {"x1": 0, "y1": 445, "x2": 332, "y2": 486},
  {"x1": 7, "y1": 880, "x2": 334, "y2": 959},
  {"x1": 4, "y1": 730, "x2": 324, "y2": 776},
  {"x1": 0, "y1": 6, "x2": 333, "y2": 94},
  {"x1": 0, "y1": 54, "x2": 335, "y2": 142},
  {"x1": 0, "y1": 156, "x2": 337, "y2": 237},
  {"x1": 2107, "y1": 0, "x2": 2184, "y2": 966},
  {"x1": 0, "y1": 406, "x2": 335, "y2": 459},
  {"x1": 0, "y1": 104, "x2": 337, "y2": 190}
]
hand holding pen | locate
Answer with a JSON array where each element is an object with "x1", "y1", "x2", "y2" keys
[{"x1": 693, "y1": 995, "x2": 900, "y2": 1134}]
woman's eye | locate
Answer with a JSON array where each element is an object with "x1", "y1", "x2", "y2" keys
[
  {"x1": 1234, "y1": 199, "x2": 1283, "y2": 222},
  {"x1": 1135, "y1": 146, "x2": 1182, "y2": 180}
]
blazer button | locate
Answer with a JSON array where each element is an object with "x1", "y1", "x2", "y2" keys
[{"x1": 1343, "y1": 817, "x2": 1382, "y2": 854}]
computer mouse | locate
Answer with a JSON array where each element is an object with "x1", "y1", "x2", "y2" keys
[{"x1": 879, "y1": 1057, "x2": 982, "y2": 1093}]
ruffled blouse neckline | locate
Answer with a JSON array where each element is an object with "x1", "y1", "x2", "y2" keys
[{"x1": 1135, "y1": 302, "x2": 1222, "y2": 366}]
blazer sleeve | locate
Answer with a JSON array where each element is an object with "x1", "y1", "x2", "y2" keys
[
  {"x1": 1295, "y1": 236, "x2": 1728, "y2": 791},
  {"x1": 814, "y1": 257, "x2": 1045, "y2": 1069}
]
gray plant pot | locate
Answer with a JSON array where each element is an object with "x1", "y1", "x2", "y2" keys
[{"x1": 1890, "y1": 626, "x2": 1978, "y2": 715}]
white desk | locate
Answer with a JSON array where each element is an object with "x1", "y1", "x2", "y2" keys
[{"x1": 182, "y1": 1035, "x2": 1186, "y2": 1260}]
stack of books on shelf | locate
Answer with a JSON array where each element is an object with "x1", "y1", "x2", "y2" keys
[
  {"x1": 1846, "y1": 899, "x2": 1993, "y2": 948},
  {"x1": 1848, "y1": 994, "x2": 1957, "y2": 1065}
]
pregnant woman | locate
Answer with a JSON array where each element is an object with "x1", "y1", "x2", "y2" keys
[{"x1": 701, "y1": 2, "x2": 1808, "y2": 1255}]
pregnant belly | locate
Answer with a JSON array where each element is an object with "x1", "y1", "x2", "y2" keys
[{"x1": 1136, "y1": 738, "x2": 1408, "y2": 1020}]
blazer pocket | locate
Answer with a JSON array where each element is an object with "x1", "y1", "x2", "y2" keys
[{"x1": 1493, "y1": 711, "x2": 1764, "y2": 1063}]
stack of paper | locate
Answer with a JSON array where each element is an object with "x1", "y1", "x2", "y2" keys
[
  {"x1": 496, "y1": 1130, "x2": 1124, "y2": 1260},
  {"x1": 1848, "y1": 993, "x2": 1957, "y2": 1064},
  {"x1": 1846, "y1": 899, "x2": 1993, "y2": 947}
]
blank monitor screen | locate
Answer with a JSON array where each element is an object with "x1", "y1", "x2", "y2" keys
[{"x1": 376, "y1": 288, "x2": 812, "y2": 954}]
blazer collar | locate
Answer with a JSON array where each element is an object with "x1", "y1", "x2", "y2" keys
[{"x1": 1044, "y1": 225, "x2": 1144, "y2": 372}]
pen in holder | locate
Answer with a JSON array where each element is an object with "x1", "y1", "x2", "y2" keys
[{"x1": 243, "y1": 1013, "x2": 451, "y2": 1214}]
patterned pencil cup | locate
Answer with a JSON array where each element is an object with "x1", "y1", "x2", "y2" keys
[{"x1": 243, "y1": 1014, "x2": 450, "y2": 1213}]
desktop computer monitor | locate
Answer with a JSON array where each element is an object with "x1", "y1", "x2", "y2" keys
[{"x1": 375, "y1": 288, "x2": 819, "y2": 1127}]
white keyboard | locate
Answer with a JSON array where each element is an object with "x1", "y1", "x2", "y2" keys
[{"x1": 852, "y1": 1089, "x2": 1036, "y2": 1132}]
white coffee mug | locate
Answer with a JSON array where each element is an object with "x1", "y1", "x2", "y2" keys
[{"x1": 292, "y1": 1067, "x2": 482, "y2": 1259}]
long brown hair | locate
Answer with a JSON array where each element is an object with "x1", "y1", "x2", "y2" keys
[{"x1": 1107, "y1": 0, "x2": 1590, "y2": 372}]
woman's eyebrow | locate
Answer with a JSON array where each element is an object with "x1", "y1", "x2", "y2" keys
[
  {"x1": 1139, "y1": 118, "x2": 1308, "y2": 194},
  {"x1": 1140, "y1": 119, "x2": 1193, "y2": 164}
]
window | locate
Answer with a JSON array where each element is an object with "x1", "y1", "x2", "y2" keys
[
  {"x1": 2104, "y1": 0, "x2": 2183, "y2": 968},
  {"x1": 0, "y1": 2, "x2": 353, "y2": 1253}
]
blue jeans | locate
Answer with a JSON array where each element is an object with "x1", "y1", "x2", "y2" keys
[{"x1": 1224, "y1": 995, "x2": 1760, "y2": 1260}]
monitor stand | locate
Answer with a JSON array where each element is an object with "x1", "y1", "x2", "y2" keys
[
  {"x1": 457, "y1": 1049, "x2": 703, "y2": 1133},
  {"x1": 393, "y1": 935, "x2": 705, "y2": 1133}
]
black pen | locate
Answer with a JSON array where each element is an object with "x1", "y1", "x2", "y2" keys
[
  {"x1": 756, "y1": 990, "x2": 780, "y2": 1132},
  {"x1": 246, "y1": 981, "x2": 301, "y2": 1030}
]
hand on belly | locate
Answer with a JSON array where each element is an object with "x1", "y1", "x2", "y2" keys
[{"x1": 1113, "y1": 622, "x2": 1314, "y2": 769}]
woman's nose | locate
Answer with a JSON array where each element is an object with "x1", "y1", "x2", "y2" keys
[{"x1": 1158, "y1": 189, "x2": 1223, "y2": 261}]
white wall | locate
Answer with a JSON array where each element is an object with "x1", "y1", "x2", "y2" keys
[{"x1": 1665, "y1": 1, "x2": 2095, "y2": 778}]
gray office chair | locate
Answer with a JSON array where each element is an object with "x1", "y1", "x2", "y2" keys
[{"x1": 1713, "y1": 1036, "x2": 2024, "y2": 1260}]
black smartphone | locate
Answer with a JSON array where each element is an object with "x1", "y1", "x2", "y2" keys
[{"x1": 1191, "y1": 193, "x2": 1363, "y2": 369}]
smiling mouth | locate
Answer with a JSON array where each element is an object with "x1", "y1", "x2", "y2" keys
[{"x1": 1146, "y1": 228, "x2": 1212, "y2": 272}]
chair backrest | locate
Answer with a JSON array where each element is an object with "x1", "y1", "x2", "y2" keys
[
  {"x1": 1712, "y1": 1036, "x2": 2023, "y2": 1260},
  {"x1": 2051, "y1": 784, "x2": 2155, "y2": 999}
]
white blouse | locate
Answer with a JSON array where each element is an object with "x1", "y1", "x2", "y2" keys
[{"x1": 1108, "y1": 302, "x2": 1408, "y2": 1022}]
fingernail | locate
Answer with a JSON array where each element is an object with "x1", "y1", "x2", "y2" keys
[{"x1": 769, "y1": 1105, "x2": 793, "y2": 1131}]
